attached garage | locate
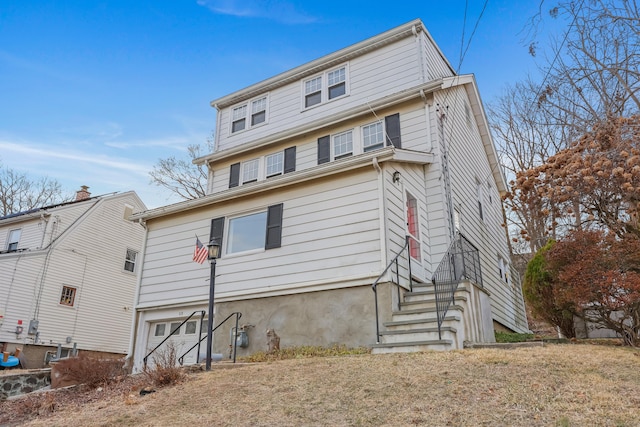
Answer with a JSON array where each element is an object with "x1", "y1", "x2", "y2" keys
[{"x1": 146, "y1": 319, "x2": 202, "y2": 366}]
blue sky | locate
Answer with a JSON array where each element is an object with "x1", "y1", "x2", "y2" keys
[{"x1": 0, "y1": 1, "x2": 561, "y2": 209}]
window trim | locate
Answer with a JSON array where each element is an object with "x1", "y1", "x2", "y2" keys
[
  {"x1": 229, "y1": 94, "x2": 269, "y2": 134},
  {"x1": 301, "y1": 64, "x2": 349, "y2": 110}
]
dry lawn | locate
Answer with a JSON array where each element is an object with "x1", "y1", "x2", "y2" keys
[{"x1": 4, "y1": 343, "x2": 640, "y2": 426}]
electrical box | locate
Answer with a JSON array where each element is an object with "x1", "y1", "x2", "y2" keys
[{"x1": 28, "y1": 319, "x2": 39, "y2": 335}]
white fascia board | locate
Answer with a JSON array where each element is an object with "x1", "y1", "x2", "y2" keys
[
  {"x1": 210, "y1": 19, "x2": 425, "y2": 110},
  {"x1": 133, "y1": 148, "x2": 433, "y2": 222},
  {"x1": 195, "y1": 79, "x2": 443, "y2": 166}
]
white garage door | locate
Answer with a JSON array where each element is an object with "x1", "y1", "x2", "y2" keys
[{"x1": 146, "y1": 319, "x2": 203, "y2": 366}]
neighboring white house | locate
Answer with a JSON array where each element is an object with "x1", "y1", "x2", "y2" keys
[
  {"x1": 0, "y1": 187, "x2": 146, "y2": 367},
  {"x1": 129, "y1": 19, "x2": 528, "y2": 371}
]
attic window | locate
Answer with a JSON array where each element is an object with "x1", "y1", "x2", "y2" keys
[{"x1": 60, "y1": 286, "x2": 76, "y2": 307}]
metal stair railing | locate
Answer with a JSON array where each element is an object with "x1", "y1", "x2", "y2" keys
[
  {"x1": 178, "y1": 311, "x2": 243, "y2": 365},
  {"x1": 431, "y1": 232, "x2": 482, "y2": 339},
  {"x1": 143, "y1": 310, "x2": 205, "y2": 368},
  {"x1": 372, "y1": 235, "x2": 414, "y2": 344}
]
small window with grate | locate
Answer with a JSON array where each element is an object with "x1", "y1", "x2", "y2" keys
[{"x1": 60, "y1": 286, "x2": 76, "y2": 306}]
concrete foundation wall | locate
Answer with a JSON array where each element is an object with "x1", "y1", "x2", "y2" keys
[{"x1": 212, "y1": 284, "x2": 393, "y2": 357}]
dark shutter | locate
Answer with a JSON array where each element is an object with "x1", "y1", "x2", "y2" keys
[
  {"x1": 284, "y1": 146, "x2": 296, "y2": 173},
  {"x1": 265, "y1": 203, "x2": 283, "y2": 249},
  {"x1": 385, "y1": 113, "x2": 401, "y2": 148},
  {"x1": 317, "y1": 136, "x2": 330, "y2": 164},
  {"x1": 209, "y1": 217, "x2": 225, "y2": 257},
  {"x1": 229, "y1": 163, "x2": 240, "y2": 188}
]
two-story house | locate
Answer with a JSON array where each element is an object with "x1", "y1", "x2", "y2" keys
[
  {"x1": 129, "y1": 19, "x2": 528, "y2": 371},
  {"x1": 0, "y1": 186, "x2": 146, "y2": 367}
]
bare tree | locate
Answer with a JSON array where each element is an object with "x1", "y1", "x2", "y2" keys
[
  {"x1": 149, "y1": 138, "x2": 213, "y2": 201},
  {"x1": 534, "y1": 0, "x2": 640, "y2": 130},
  {"x1": 0, "y1": 164, "x2": 69, "y2": 216}
]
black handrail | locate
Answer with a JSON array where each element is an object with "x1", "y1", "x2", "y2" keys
[
  {"x1": 431, "y1": 232, "x2": 482, "y2": 339},
  {"x1": 372, "y1": 235, "x2": 414, "y2": 344},
  {"x1": 178, "y1": 312, "x2": 243, "y2": 365},
  {"x1": 143, "y1": 310, "x2": 205, "y2": 368}
]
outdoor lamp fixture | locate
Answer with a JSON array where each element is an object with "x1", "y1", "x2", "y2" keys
[{"x1": 205, "y1": 238, "x2": 220, "y2": 371}]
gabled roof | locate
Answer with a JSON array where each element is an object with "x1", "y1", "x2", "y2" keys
[{"x1": 209, "y1": 18, "x2": 455, "y2": 110}]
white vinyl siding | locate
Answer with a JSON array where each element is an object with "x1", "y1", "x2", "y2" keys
[
  {"x1": 136, "y1": 170, "x2": 381, "y2": 306},
  {"x1": 0, "y1": 192, "x2": 146, "y2": 352},
  {"x1": 215, "y1": 34, "x2": 445, "y2": 152}
]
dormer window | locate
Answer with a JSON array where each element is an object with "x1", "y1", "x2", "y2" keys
[
  {"x1": 305, "y1": 76, "x2": 322, "y2": 108},
  {"x1": 251, "y1": 97, "x2": 267, "y2": 126},
  {"x1": 231, "y1": 105, "x2": 247, "y2": 133},
  {"x1": 231, "y1": 95, "x2": 268, "y2": 134},
  {"x1": 328, "y1": 67, "x2": 346, "y2": 99},
  {"x1": 303, "y1": 65, "x2": 348, "y2": 109}
]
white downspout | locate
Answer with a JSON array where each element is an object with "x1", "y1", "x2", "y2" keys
[{"x1": 373, "y1": 157, "x2": 388, "y2": 275}]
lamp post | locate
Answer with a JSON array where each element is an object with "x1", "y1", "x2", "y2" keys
[{"x1": 205, "y1": 238, "x2": 220, "y2": 371}]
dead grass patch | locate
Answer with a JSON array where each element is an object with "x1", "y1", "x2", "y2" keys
[{"x1": 3, "y1": 344, "x2": 639, "y2": 426}]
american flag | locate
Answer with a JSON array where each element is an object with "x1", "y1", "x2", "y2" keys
[{"x1": 193, "y1": 237, "x2": 208, "y2": 264}]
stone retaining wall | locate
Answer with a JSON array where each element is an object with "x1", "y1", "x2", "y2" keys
[{"x1": 0, "y1": 369, "x2": 51, "y2": 399}]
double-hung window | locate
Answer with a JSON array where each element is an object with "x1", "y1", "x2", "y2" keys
[
  {"x1": 6, "y1": 229, "x2": 21, "y2": 252},
  {"x1": 303, "y1": 65, "x2": 348, "y2": 108},
  {"x1": 124, "y1": 249, "x2": 138, "y2": 273},
  {"x1": 317, "y1": 113, "x2": 401, "y2": 165},
  {"x1": 266, "y1": 152, "x2": 284, "y2": 177},
  {"x1": 304, "y1": 76, "x2": 322, "y2": 108},
  {"x1": 251, "y1": 97, "x2": 267, "y2": 126},
  {"x1": 231, "y1": 95, "x2": 268, "y2": 134},
  {"x1": 228, "y1": 147, "x2": 296, "y2": 188},
  {"x1": 242, "y1": 159, "x2": 260, "y2": 184},
  {"x1": 333, "y1": 131, "x2": 353, "y2": 159},
  {"x1": 231, "y1": 105, "x2": 247, "y2": 133},
  {"x1": 362, "y1": 121, "x2": 384, "y2": 152},
  {"x1": 327, "y1": 67, "x2": 346, "y2": 99}
]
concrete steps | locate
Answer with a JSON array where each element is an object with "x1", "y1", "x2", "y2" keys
[{"x1": 372, "y1": 284, "x2": 466, "y2": 353}]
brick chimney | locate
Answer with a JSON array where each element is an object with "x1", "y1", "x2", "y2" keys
[{"x1": 75, "y1": 185, "x2": 91, "y2": 201}]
